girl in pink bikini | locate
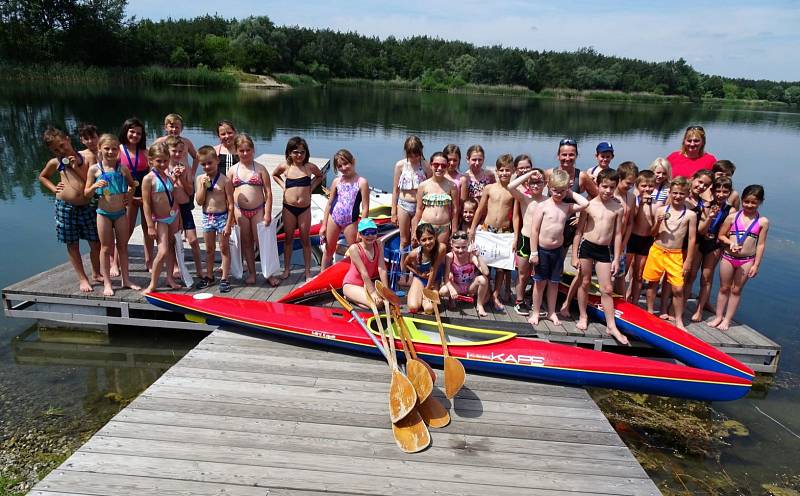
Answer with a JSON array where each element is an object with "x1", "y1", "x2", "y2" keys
[
  {"x1": 119, "y1": 117, "x2": 153, "y2": 272},
  {"x1": 440, "y1": 230, "x2": 490, "y2": 316},
  {"x1": 227, "y1": 134, "x2": 279, "y2": 286},
  {"x1": 320, "y1": 149, "x2": 370, "y2": 271},
  {"x1": 710, "y1": 185, "x2": 769, "y2": 331}
]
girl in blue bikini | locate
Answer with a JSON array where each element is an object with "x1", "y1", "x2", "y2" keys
[
  {"x1": 141, "y1": 143, "x2": 182, "y2": 293},
  {"x1": 320, "y1": 149, "x2": 370, "y2": 271},
  {"x1": 85, "y1": 134, "x2": 140, "y2": 296}
]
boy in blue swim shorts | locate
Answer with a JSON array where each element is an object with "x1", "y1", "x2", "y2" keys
[
  {"x1": 195, "y1": 146, "x2": 235, "y2": 293},
  {"x1": 528, "y1": 169, "x2": 589, "y2": 327},
  {"x1": 38, "y1": 127, "x2": 101, "y2": 293}
]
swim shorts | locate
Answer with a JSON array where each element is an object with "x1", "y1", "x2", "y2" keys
[
  {"x1": 532, "y1": 245, "x2": 564, "y2": 283},
  {"x1": 642, "y1": 243, "x2": 684, "y2": 287},
  {"x1": 578, "y1": 239, "x2": 612, "y2": 263},
  {"x1": 179, "y1": 202, "x2": 195, "y2": 230},
  {"x1": 626, "y1": 233, "x2": 654, "y2": 256},
  {"x1": 55, "y1": 199, "x2": 99, "y2": 244},
  {"x1": 202, "y1": 211, "x2": 228, "y2": 233}
]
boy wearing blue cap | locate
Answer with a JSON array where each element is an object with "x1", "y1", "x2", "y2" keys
[
  {"x1": 581, "y1": 142, "x2": 615, "y2": 199},
  {"x1": 342, "y1": 218, "x2": 390, "y2": 308}
]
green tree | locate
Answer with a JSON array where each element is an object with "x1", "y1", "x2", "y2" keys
[
  {"x1": 703, "y1": 76, "x2": 725, "y2": 98},
  {"x1": 723, "y1": 82, "x2": 739, "y2": 99},
  {"x1": 784, "y1": 86, "x2": 800, "y2": 105},
  {"x1": 170, "y1": 46, "x2": 190, "y2": 67}
]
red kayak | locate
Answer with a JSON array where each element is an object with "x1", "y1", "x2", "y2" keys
[
  {"x1": 146, "y1": 292, "x2": 751, "y2": 401},
  {"x1": 283, "y1": 253, "x2": 754, "y2": 382}
]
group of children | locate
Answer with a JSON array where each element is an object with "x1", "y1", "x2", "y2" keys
[{"x1": 40, "y1": 121, "x2": 768, "y2": 335}]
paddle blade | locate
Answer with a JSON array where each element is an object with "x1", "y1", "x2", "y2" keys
[
  {"x1": 422, "y1": 288, "x2": 441, "y2": 304},
  {"x1": 418, "y1": 396, "x2": 451, "y2": 429},
  {"x1": 376, "y1": 281, "x2": 402, "y2": 306},
  {"x1": 391, "y1": 409, "x2": 431, "y2": 453},
  {"x1": 406, "y1": 359, "x2": 433, "y2": 403},
  {"x1": 389, "y1": 370, "x2": 417, "y2": 423},
  {"x1": 444, "y1": 356, "x2": 466, "y2": 399}
]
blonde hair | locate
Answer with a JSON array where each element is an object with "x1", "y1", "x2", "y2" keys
[
  {"x1": 334, "y1": 149, "x2": 355, "y2": 168},
  {"x1": 680, "y1": 128, "x2": 706, "y2": 155},
  {"x1": 97, "y1": 133, "x2": 120, "y2": 149},
  {"x1": 148, "y1": 142, "x2": 169, "y2": 159},
  {"x1": 164, "y1": 113, "x2": 183, "y2": 126},
  {"x1": 234, "y1": 133, "x2": 254, "y2": 150},
  {"x1": 549, "y1": 169, "x2": 570, "y2": 189},
  {"x1": 649, "y1": 157, "x2": 672, "y2": 182},
  {"x1": 669, "y1": 176, "x2": 689, "y2": 191},
  {"x1": 164, "y1": 135, "x2": 183, "y2": 148}
]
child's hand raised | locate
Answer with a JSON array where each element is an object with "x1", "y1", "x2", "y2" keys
[{"x1": 96, "y1": 179, "x2": 108, "y2": 190}]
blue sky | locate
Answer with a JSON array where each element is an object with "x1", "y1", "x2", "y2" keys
[{"x1": 126, "y1": 1, "x2": 800, "y2": 82}]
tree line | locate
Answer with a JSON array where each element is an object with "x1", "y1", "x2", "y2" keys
[{"x1": 1, "y1": 1, "x2": 799, "y2": 103}]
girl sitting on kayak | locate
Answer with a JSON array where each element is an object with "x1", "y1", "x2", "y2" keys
[
  {"x1": 440, "y1": 230, "x2": 490, "y2": 316},
  {"x1": 403, "y1": 223, "x2": 447, "y2": 314},
  {"x1": 342, "y1": 218, "x2": 389, "y2": 309},
  {"x1": 320, "y1": 149, "x2": 370, "y2": 271},
  {"x1": 710, "y1": 185, "x2": 769, "y2": 331}
]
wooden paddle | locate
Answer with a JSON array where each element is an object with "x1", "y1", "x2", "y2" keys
[
  {"x1": 376, "y1": 281, "x2": 437, "y2": 382},
  {"x1": 423, "y1": 288, "x2": 466, "y2": 399},
  {"x1": 389, "y1": 306, "x2": 451, "y2": 428},
  {"x1": 331, "y1": 288, "x2": 416, "y2": 423}
]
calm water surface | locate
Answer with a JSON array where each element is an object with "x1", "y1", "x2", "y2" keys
[{"x1": 1, "y1": 84, "x2": 798, "y2": 493}]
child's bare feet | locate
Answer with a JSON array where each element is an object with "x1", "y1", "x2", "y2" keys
[
  {"x1": 559, "y1": 304, "x2": 571, "y2": 318},
  {"x1": 268, "y1": 276, "x2": 280, "y2": 287},
  {"x1": 110, "y1": 265, "x2": 120, "y2": 278},
  {"x1": 708, "y1": 316, "x2": 723, "y2": 328},
  {"x1": 676, "y1": 320, "x2": 687, "y2": 331},
  {"x1": 717, "y1": 319, "x2": 731, "y2": 331},
  {"x1": 92, "y1": 275, "x2": 104, "y2": 285},
  {"x1": 690, "y1": 311, "x2": 703, "y2": 322},
  {"x1": 607, "y1": 328, "x2": 629, "y2": 345},
  {"x1": 304, "y1": 271, "x2": 313, "y2": 283},
  {"x1": 548, "y1": 313, "x2": 561, "y2": 326},
  {"x1": 280, "y1": 269, "x2": 291, "y2": 280},
  {"x1": 245, "y1": 275, "x2": 257, "y2": 284},
  {"x1": 172, "y1": 269, "x2": 181, "y2": 279},
  {"x1": 659, "y1": 313, "x2": 674, "y2": 321},
  {"x1": 123, "y1": 280, "x2": 142, "y2": 291},
  {"x1": 166, "y1": 278, "x2": 181, "y2": 290},
  {"x1": 102, "y1": 283, "x2": 114, "y2": 296},
  {"x1": 140, "y1": 286, "x2": 155, "y2": 295},
  {"x1": 527, "y1": 313, "x2": 540, "y2": 327},
  {"x1": 476, "y1": 304, "x2": 488, "y2": 317},
  {"x1": 79, "y1": 279, "x2": 93, "y2": 293},
  {"x1": 576, "y1": 316, "x2": 588, "y2": 330}
]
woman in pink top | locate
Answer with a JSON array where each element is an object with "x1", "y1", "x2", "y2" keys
[
  {"x1": 667, "y1": 125, "x2": 717, "y2": 179},
  {"x1": 342, "y1": 218, "x2": 390, "y2": 308}
]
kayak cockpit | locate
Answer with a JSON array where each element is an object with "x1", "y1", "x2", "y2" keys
[{"x1": 365, "y1": 315, "x2": 516, "y2": 346}]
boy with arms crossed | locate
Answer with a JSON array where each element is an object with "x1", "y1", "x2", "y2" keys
[
  {"x1": 572, "y1": 169, "x2": 628, "y2": 344},
  {"x1": 38, "y1": 127, "x2": 101, "y2": 292},
  {"x1": 642, "y1": 177, "x2": 697, "y2": 330},
  {"x1": 195, "y1": 147, "x2": 235, "y2": 293},
  {"x1": 528, "y1": 169, "x2": 589, "y2": 327}
]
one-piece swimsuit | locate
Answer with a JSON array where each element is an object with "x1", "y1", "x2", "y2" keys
[{"x1": 330, "y1": 176, "x2": 362, "y2": 227}]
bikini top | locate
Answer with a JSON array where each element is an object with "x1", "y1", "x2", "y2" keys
[
  {"x1": 95, "y1": 162, "x2": 126, "y2": 196},
  {"x1": 398, "y1": 160, "x2": 426, "y2": 190},
  {"x1": 232, "y1": 163, "x2": 264, "y2": 188},
  {"x1": 729, "y1": 210, "x2": 761, "y2": 243},
  {"x1": 467, "y1": 172, "x2": 495, "y2": 199},
  {"x1": 285, "y1": 175, "x2": 312, "y2": 189},
  {"x1": 151, "y1": 170, "x2": 174, "y2": 207},
  {"x1": 422, "y1": 192, "x2": 452, "y2": 207}
]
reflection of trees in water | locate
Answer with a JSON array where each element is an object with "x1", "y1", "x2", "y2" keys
[{"x1": 2, "y1": 84, "x2": 799, "y2": 199}]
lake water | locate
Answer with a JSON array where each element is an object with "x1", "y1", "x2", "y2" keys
[{"x1": 1, "y1": 84, "x2": 799, "y2": 493}]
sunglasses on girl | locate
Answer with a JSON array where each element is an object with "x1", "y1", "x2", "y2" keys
[{"x1": 360, "y1": 228, "x2": 378, "y2": 236}]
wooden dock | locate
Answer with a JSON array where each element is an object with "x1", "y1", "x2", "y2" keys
[{"x1": 27, "y1": 326, "x2": 661, "y2": 496}]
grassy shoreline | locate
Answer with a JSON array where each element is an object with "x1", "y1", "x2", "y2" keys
[{"x1": 0, "y1": 64, "x2": 791, "y2": 110}]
